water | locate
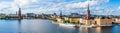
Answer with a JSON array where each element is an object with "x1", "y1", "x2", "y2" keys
[{"x1": 0, "y1": 19, "x2": 120, "y2": 33}]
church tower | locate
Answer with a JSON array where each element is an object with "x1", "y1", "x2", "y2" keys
[
  {"x1": 18, "y1": 8, "x2": 22, "y2": 19},
  {"x1": 60, "y1": 10, "x2": 62, "y2": 19},
  {"x1": 86, "y1": 4, "x2": 90, "y2": 20}
]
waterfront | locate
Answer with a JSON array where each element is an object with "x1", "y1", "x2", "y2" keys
[{"x1": 0, "y1": 19, "x2": 119, "y2": 33}]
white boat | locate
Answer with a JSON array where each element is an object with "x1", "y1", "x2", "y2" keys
[{"x1": 59, "y1": 23, "x2": 75, "y2": 27}]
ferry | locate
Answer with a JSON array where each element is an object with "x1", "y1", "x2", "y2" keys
[{"x1": 59, "y1": 23, "x2": 75, "y2": 27}]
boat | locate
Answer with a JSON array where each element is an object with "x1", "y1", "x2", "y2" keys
[
  {"x1": 90, "y1": 24, "x2": 96, "y2": 27},
  {"x1": 80, "y1": 24, "x2": 96, "y2": 28},
  {"x1": 59, "y1": 23, "x2": 75, "y2": 27}
]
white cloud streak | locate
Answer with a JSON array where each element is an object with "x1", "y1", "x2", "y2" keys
[{"x1": 118, "y1": 6, "x2": 120, "y2": 10}]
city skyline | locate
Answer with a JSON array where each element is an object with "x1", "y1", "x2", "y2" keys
[{"x1": 0, "y1": 0, "x2": 120, "y2": 15}]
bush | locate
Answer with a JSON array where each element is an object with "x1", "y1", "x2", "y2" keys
[
  {"x1": 63, "y1": 20, "x2": 70, "y2": 23},
  {"x1": 75, "y1": 22, "x2": 80, "y2": 24}
]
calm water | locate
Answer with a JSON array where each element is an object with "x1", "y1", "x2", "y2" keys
[{"x1": 0, "y1": 19, "x2": 120, "y2": 33}]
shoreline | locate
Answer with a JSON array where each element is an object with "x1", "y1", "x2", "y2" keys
[{"x1": 52, "y1": 21, "x2": 113, "y2": 28}]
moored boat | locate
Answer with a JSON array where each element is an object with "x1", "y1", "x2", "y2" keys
[{"x1": 59, "y1": 23, "x2": 75, "y2": 27}]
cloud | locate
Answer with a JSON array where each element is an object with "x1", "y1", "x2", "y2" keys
[
  {"x1": 65, "y1": 0, "x2": 109, "y2": 9},
  {"x1": 0, "y1": 2, "x2": 11, "y2": 10},
  {"x1": 0, "y1": 0, "x2": 40, "y2": 13},
  {"x1": 0, "y1": 0, "x2": 110, "y2": 14},
  {"x1": 14, "y1": 0, "x2": 39, "y2": 7},
  {"x1": 118, "y1": 6, "x2": 120, "y2": 10}
]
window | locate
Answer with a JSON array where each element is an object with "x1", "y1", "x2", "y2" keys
[{"x1": 95, "y1": 21, "x2": 97, "y2": 24}]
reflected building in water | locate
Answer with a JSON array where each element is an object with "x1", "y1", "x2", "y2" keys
[{"x1": 78, "y1": 27, "x2": 112, "y2": 33}]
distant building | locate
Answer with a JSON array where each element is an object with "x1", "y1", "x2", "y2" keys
[
  {"x1": 114, "y1": 18, "x2": 120, "y2": 23},
  {"x1": 68, "y1": 17, "x2": 80, "y2": 23},
  {"x1": 94, "y1": 17, "x2": 113, "y2": 26},
  {"x1": 64, "y1": 16, "x2": 81, "y2": 23},
  {"x1": 0, "y1": 13, "x2": 7, "y2": 18},
  {"x1": 7, "y1": 14, "x2": 19, "y2": 19},
  {"x1": 26, "y1": 13, "x2": 36, "y2": 17},
  {"x1": 71, "y1": 13, "x2": 79, "y2": 16}
]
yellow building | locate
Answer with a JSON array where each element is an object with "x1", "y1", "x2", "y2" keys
[
  {"x1": 63, "y1": 16, "x2": 80, "y2": 23},
  {"x1": 114, "y1": 18, "x2": 120, "y2": 23},
  {"x1": 83, "y1": 17, "x2": 113, "y2": 26},
  {"x1": 84, "y1": 19, "x2": 96, "y2": 25},
  {"x1": 95, "y1": 17, "x2": 113, "y2": 26},
  {"x1": 69, "y1": 17, "x2": 80, "y2": 23},
  {"x1": 56, "y1": 17, "x2": 63, "y2": 23}
]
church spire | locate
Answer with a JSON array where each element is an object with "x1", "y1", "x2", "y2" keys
[
  {"x1": 86, "y1": 3, "x2": 90, "y2": 20},
  {"x1": 88, "y1": 4, "x2": 90, "y2": 10},
  {"x1": 60, "y1": 10, "x2": 62, "y2": 19}
]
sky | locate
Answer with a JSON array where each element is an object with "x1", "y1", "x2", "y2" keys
[{"x1": 0, "y1": 0, "x2": 120, "y2": 15}]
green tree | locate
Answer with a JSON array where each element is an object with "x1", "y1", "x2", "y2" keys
[{"x1": 63, "y1": 20, "x2": 70, "y2": 23}]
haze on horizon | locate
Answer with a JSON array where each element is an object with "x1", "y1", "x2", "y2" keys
[{"x1": 0, "y1": 0, "x2": 120, "y2": 15}]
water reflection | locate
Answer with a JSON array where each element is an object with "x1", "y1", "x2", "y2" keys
[
  {"x1": 18, "y1": 20, "x2": 21, "y2": 33},
  {"x1": 79, "y1": 26, "x2": 112, "y2": 33},
  {"x1": 56, "y1": 24, "x2": 112, "y2": 33}
]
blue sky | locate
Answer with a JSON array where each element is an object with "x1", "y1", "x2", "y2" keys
[{"x1": 0, "y1": 0, "x2": 120, "y2": 15}]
